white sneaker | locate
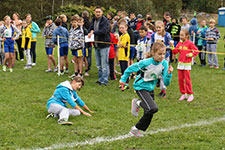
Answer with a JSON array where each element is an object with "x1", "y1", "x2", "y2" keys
[
  {"x1": 130, "y1": 126, "x2": 144, "y2": 137},
  {"x1": 24, "y1": 65, "x2": 32, "y2": 69},
  {"x1": 85, "y1": 72, "x2": 89, "y2": 76},
  {"x1": 21, "y1": 59, "x2": 24, "y2": 61},
  {"x1": 3, "y1": 65, "x2": 7, "y2": 72},
  {"x1": 9, "y1": 68, "x2": 13, "y2": 72},
  {"x1": 45, "y1": 69, "x2": 52, "y2": 73},
  {"x1": 54, "y1": 67, "x2": 58, "y2": 72},
  {"x1": 32, "y1": 63, "x2": 36, "y2": 66}
]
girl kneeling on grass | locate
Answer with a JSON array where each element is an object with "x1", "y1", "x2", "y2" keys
[
  {"x1": 120, "y1": 41, "x2": 173, "y2": 137},
  {"x1": 46, "y1": 76, "x2": 94, "y2": 125},
  {"x1": 172, "y1": 29, "x2": 199, "y2": 102}
]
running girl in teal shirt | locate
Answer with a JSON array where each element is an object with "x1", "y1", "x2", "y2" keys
[{"x1": 120, "y1": 41, "x2": 173, "y2": 137}]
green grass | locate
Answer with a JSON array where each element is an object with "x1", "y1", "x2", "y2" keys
[{"x1": 0, "y1": 27, "x2": 225, "y2": 150}]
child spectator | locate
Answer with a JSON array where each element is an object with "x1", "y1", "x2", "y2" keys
[
  {"x1": 135, "y1": 26, "x2": 151, "y2": 61},
  {"x1": 189, "y1": 17, "x2": 198, "y2": 45},
  {"x1": 196, "y1": 20, "x2": 208, "y2": 67},
  {"x1": 53, "y1": 18, "x2": 69, "y2": 75},
  {"x1": 0, "y1": 15, "x2": 20, "y2": 72},
  {"x1": 78, "y1": 17, "x2": 89, "y2": 77},
  {"x1": 42, "y1": 15, "x2": 57, "y2": 72},
  {"x1": 128, "y1": 12, "x2": 137, "y2": 31},
  {"x1": 120, "y1": 42, "x2": 173, "y2": 137},
  {"x1": 151, "y1": 20, "x2": 173, "y2": 98},
  {"x1": 59, "y1": 14, "x2": 68, "y2": 30},
  {"x1": 69, "y1": 15, "x2": 84, "y2": 77},
  {"x1": 168, "y1": 17, "x2": 181, "y2": 63},
  {"x1": 136, "y1": 14, "x2": 145, "y2": 31},
  {"x1": 46, "y1": 76, "x2": 94, "y2": 125},
  {"x1": 0, "y1": 21, "x2": 4, "y2": 65},
  {"x1": 163, "y1": 12, "x2": 171, "y2": 32},
  {"x1": 109, "y1": 21, "x2": 118, "y2": 80},
  {"x1": 172, "y1": 29, "x2": 199, "y2": 102},
  {"x1": 115, "y1": 22, "x2": 130, "y2": 90},
  {"x1": 145, "y1": 22, "x2": 155, "y2": 39},
  {"x1": 181, "y1": 16, "x2": 190, "y2": 31},
  {"x1": 206, "y1": 19, "x2": 221, "y2": 69}
]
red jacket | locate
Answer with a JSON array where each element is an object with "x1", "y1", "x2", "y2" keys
[
  {"x1": 173, "y1": 40, "x2": 199, "y2": 64},
  {"x1": 109, "y1": 33, "x2": 118, "y2": 59},
  {"x1": 136, "y1": 20, "x2": 145, "y2": 31}
]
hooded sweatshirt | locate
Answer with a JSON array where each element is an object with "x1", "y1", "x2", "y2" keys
[
  {"x1": 189, "y1": 18, "x2": 198, "y2": 42},
  {"x1": 47, "y1": 81, "x2": 85, "y2": 110}
]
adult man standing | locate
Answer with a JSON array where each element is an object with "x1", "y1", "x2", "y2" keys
[{"x1": 88, "y1": 7, "x2": 111, "y2": 86}]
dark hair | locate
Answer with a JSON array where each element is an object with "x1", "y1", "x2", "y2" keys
[
  {"x1": 107, "y1": 12, "x2": 113, "y2": 18},
  {"x1": 146, "y1": 22, "x2": 155, "y2": 32},
  {"x1": 139, "y1": 26, "x2": 147, "y2": 32},
  {"x1": 164, "y1": 11, "x2": 170, "y2": 17},
  {"x1": 55, "y1": 18, "x2": 62, "y2": 26},
  {"x1": 130, "y1": 12, "x2": 135, "y2": 15},
  {"x1": 94, "y1": 6, "x2": 102, "y2": 11}
]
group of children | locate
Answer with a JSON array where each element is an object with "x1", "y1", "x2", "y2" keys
[{"x1": 0, "y1": 13, "x2": 40, "y2": 72}]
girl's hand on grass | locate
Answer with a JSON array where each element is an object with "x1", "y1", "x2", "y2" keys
[
  {"x1": 83, "y1": 111, "x2": 92, "y2": 117},
  {"x1": 168, "y1": 65, "x2": 173, "y2": 74}
]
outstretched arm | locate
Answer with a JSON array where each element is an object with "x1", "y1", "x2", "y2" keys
[{"x1": 74, "y1": 105, "x2": 91, "y2": 117}]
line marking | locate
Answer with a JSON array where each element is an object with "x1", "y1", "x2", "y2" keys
[{"x1": 18, "y1": 116, "x2": 225, "y2": 150}]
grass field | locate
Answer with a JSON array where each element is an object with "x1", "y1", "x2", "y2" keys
[{"x1": 0, "y1": 27, "x2": 225, "y2": 150}]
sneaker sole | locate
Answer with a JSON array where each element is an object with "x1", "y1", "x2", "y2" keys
[
  {"x1": 129, "y1": 131, "x2": 143, "y2": 137},
  {"x1": 58, "y1": 121, "x2": 73, "y2": 125}
]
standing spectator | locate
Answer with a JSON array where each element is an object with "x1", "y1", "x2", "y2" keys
[
  {"x1": 0, "y1": 15, "x2": 20, "y2": 72},
  {"x1": 12, "y1": 12, "x2": 23, "y2": 61},
  {"x1": 206, "y1": 19, "x2": 221, "y2": 69},
  {"x1": 42, "y1": 15, "x2": 57, "y2": 73},
  {"x1": 181, "y1": 16, "x2": 190, "y2": 31},
  {"x1": 107, "y1": 12, "x2": 113, "y2": 21},
  {"x1": 128, "y1": 12, "x2": 137, "y2": 31},
  {"x1": 136, "y1": 14, "x2": 145, "y2": 31},
  {"x1": 25, "y1": 14, "x2": 40, "y2": 66},
  {"x1": 60, "y1": 14, "x2": 68, "y2": 30},
  {"x1": 53, "y1": 18, "x2": 69, "y2": 75},
  {"x1": 88, "y1": 6, "x2": 111, "y2": 86},
  {"x1": 82, "y1": 10, "x2": 92, "y2": 72},
  {"x1": 189, "y1": 17, "x2": 198, "y2": 45}
]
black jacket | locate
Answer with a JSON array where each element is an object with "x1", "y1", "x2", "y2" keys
[{"x1": 89, "y1": 16, "x2": 111, "y2": 48}]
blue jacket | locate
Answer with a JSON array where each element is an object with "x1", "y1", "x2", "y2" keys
[
  {"x1": 151, "y1": 32, "x2": 172, "y2": 47},
  {"x1": 47, "y1": 81, "x2": 85, "y2": 110},
  {"x1": 120, "y1": 58, "x2": 172, "y2": 92},
  {"x1": 30, "y1": 21, "x2": 40, "y2": 39},
  {"x1": 197, "y1": 26, "x2": 208, "y2": 46},
  {"x1": 53, "y1": 26, "x2": 69, "y2": 45},
  {"x1": 89, "y1": 16, "x2": 111, "y2": 48},
  {"x1": 189, "y1": 18, "x2": 198, "y2": 42}
]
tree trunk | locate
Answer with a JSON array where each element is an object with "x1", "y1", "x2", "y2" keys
[{"x1": 52, "y1": 0, "x2": 55, "y2": 15}]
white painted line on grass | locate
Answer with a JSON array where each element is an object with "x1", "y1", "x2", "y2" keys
[{"x1": 18, "y1": 116, "x2": 225, "y2": 150}]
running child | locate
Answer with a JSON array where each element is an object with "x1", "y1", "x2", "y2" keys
[
  {"x1": 206, "y1": 19, "x2": 221, "y2": 69},
  {"x1": 135, "y1": 26, "x2": 151, "y2": 61},
  {"x1": 53, "y1": 18, "x2": 69, "y2": 75},
  {"x1": 46, "y1": 76, "x2": 94, "y2": 125},
  {"x1": 69, "y1": 15, "x2": 84, "y2": 77},
  {"x1": 151, "y1": 20, "x2": 173, "y2": 98},
  {"x1": 172, "y1": 29, "x2": 199, "y2": 102},
  {"x1": 115, "y1": 22, "x2": 130, "y2": 90},
  {"x1": 0, "y1": 15, "x2": 20, "y2": 72},
  {"x1": 42, "y1": 15, "x2": 57, "y2": 72},
  {"x1": 120, "y1": 41, "x2": 173, "y2": 137}
]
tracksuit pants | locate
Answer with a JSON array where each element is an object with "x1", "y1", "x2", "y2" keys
[
  {"x1": 135, "y1": 90, "x2": 158, "y2": 131},
  {"x1": 178, "y1": 70, "x2": 193, "y2": 95}
]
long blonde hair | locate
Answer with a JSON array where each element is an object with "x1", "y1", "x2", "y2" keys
[{"x1": 155, "y1": 20, "x2": 166, "y2": 37}]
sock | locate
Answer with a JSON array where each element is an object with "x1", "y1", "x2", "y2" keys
[
  {"x1": 85, "y1": 69, "x2": 88, "y2": 73},
  {"x1": 75, "y1": 72, "x2": 78, "y2": 76},
  {"x1": 79, "y1": 73, "x2": 83, "y2": 76},
  {"x1": 136, "y1": 100, "x2": 141, "y2": 107},
  {"x1": 60, "y1": 70, "x2": 64, "y2": 73},
  {"x1": 132, "y1": 126, "x2": 138, "y2": 130}
]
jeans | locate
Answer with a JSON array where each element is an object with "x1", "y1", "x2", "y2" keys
[
  {"x1": 87, "y1": 47, "x2": 92, "y2": 71},
  {"x1": 95, "y1": 47, "x2": 110, "y2": 84}
]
